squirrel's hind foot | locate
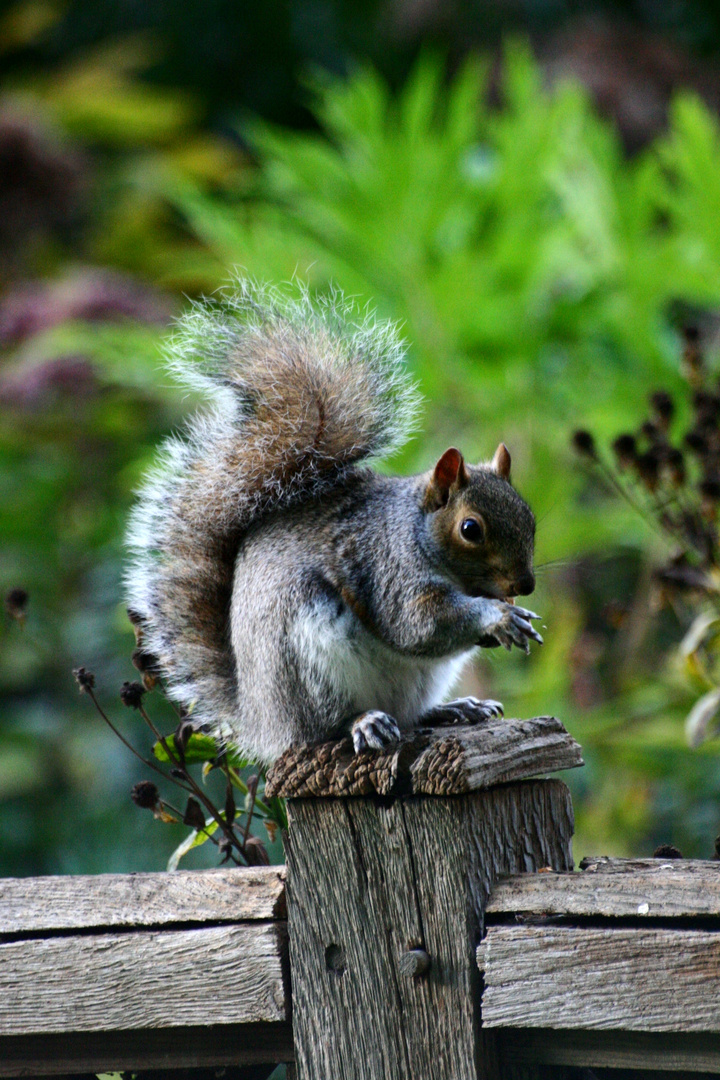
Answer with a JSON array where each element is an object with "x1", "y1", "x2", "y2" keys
[
  {"x1": 352, "y1": 711, "x2": 402, "y2": 754},
  {"x1": 421, "y1": 697, "x2": 504, "y2": 727}
]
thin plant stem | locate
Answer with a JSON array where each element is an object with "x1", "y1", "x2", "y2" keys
[
  {"x1": 86, "y1": 689, "x2": 191, "y2": 790},
  {"x1": 138, "y1": 703, "x2": 245, "y2": 857}
]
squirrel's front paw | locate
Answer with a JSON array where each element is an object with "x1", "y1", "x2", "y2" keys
[
  {"x1": 483, "y1": 601, "x2": 544, "y2": 654},
  {"x1": 422, "y1": 697, "x2": 504, "y2": 726},
  {"x1": 352, "y1": 711, "x2": 402, "y2": 753}
]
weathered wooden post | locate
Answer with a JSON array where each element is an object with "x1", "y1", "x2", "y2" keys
[{"x1": 266, "y1": 715, "x2": 583, "y2": 1080}]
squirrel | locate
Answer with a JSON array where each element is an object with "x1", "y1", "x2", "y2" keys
[{"x1": 125, "y1": 281, "x2": 542, "y2": 764}]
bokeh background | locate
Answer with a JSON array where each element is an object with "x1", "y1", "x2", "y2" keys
[{"x1": 4, "y1": 0, "x2": 720, "y2": 874}]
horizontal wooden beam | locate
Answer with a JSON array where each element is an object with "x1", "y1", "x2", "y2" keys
[
  {"x1": 266, "y1": 716, "x2": 582, "y2": 798},
  {"x1": 0, "y1": 1022, "x2": 294, "y2": 1077},
  {"x1": 495, "y1": 1029, "x2": 720, "y2": 1074},
  {"x1": 480, "y1": 925, "x2": 720, "y2": 1031},
  {"x1": 0, "y1": 866, "x2": 286, "y2": 935},
  {"x1": 0, "y1": 923, "x2": 288, "y2": 1036},
  {"x1": 486, "y1": 858, "x2": 720, "y2": 919}
]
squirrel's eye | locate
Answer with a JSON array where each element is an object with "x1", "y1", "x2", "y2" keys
[{"x1": 460, "y1": 517, "x2": 484, "y2": 544}]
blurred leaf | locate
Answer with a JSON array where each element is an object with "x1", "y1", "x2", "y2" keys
[
  {"x1": 153, "y1": 732, "x2": 219, "y2": 765},
  {"x1": 31, "y1": 36, "x2": 199, "y2": 145},
  {"x1": 685, "y1": 686, "x2": 720, "y2": 748},
  {"x1": 0, "y1": 0, "x2": 66, "y2": 51},
  {"x1": 167, "y1": 815, "x2": 219, "y2": 871}
]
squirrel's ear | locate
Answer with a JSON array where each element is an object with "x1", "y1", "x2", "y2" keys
[
  {"x1": 425, "y1": 447, "x2": 468, "y2": 508},
  {"x1": 490, "y1": 442, "x2": 511, "y2": 480}
]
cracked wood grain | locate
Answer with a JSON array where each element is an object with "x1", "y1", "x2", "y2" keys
[
  {"x1": 285, "y1": 779, "x2": 574, "y2": 1080},
  {"x1": 481, "y1": 925, "x2": 720, "y2": 1032},
  {"x1": 265, "y1": 717, "x2": 582, "y2": 799},
  {"x1": 0, "y1": 923, "x2": 288, "y2": 1035},
  {"x1": 0, "y1": 866, "x2": 286, "y2": 934},
  {"x1": 486, "y1": 858, "x2": 720, "y2": 920}
]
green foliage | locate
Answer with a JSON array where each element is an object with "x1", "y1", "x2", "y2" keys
[
  {"x1": 160, "y1": 47, "x2": 720, "y2": 858},
  {"x1": 5, "y1": 39, "x2": 720, "y2": 870}
]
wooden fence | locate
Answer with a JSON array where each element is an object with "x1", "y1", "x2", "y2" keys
[{"x1": 2, "y1": 716, "x2": 719, "y2": 1079}]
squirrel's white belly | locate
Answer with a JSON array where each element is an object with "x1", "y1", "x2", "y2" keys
[{"x1": 290, "y1": 600, "x2": 472, "y2": 728}]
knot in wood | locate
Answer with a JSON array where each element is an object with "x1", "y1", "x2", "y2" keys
[{"x1": 398, "y1": 948, "x2": 431, "y2": 978}]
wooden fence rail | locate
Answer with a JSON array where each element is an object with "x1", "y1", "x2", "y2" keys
[
  {"x1": 3, "y1": 716, "x2": 719, "y2": 1078},
  {"x1": 0, "y1": 866, "x2": 292, "y2": 1078}
]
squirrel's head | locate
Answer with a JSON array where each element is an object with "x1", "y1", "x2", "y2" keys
[{"x1": 422, "y1": 444, "x2": 536, "y2": 601}]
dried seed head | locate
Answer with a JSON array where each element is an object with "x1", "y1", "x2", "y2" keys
[
  {"x1": 73, "y1": 666, "x2": 95, "y2": 693},
  {"x1": 685, "y1": 429, "x2": 709, "y2": 455},
  {"x1": 700, "y1": 477, "x2": 720, "y2": 502},
  {"x1": 182, "y1": 797, "x2": 206, "y2": 831},
  {"x1": 571, "y1": 430, "x2": 597, "y2": 459},
  {"x1": 120, "y1": 680, "x2": 146, "y2": 709},
  {"x1": 653, "y1": 843, "x2": 683, "y2": 859},
  {"x1": 665, "y1": 448, "x2": 686, "y2": 486},
  {"x1": 5, "y1": 588, "x2": 28, "y2": 621},
  {"x1": 131, "y1": 780, "x2": 159, "y2": 810},
  {"x1": 640, "y1": 420, "x2": 662, "y2": 443},
  {"x1": 612, "y1": 433, "x2": 637, "y2": 469},
  {"x1": 650, "y1": 390, "x2": 674, "y2": 427},
  {"x1": 636, "y1": 449, "x2": 661, "y2": 492}
]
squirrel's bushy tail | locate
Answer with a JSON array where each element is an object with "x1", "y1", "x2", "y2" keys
[{"x1": 125, "y1": 280, "x2": 420, "y2": 736}]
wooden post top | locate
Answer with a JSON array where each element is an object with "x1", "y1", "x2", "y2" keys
[{"x1": 265, "y1": 715, "x2": 583, "y2": 799}]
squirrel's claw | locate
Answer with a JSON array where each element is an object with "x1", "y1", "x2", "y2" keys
[
  {"x1": 352, "y1": 710, "x2": 402, "y2": 754},
  {"x1": 422, "y1": 697, "x2": 504, "y2": 727},
  {"x1": 485, "y1": 601, "x2": 544, "y2": 653}
]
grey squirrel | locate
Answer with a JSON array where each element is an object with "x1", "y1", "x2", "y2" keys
[{"x1": 125, "y1": 281, "x2": 542, "y2": 764}]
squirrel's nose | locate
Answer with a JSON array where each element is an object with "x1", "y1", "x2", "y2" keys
[{"x1": 515, "y1": 571, "x2": 535, "y2": 596}]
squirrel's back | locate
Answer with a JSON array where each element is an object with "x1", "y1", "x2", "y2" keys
[{"x1": 125, "y1": 281, "x2": 420, "y2": 736}]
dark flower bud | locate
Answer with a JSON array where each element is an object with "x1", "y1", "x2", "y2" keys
[
  {"x1": 571, "y1": 430, "x2": 597, "y2": 459},
  {"x1": 640, "y1": 420, "x2": 661, "y2": 443},
  {"x1": 665, "y1": 448, "x2": 686, "y2": 486},
  {"x1": 612, "y1": 434, "x2": 637, "y2": 469},
  {"x1": 171, "y1": 767, "x2": 188, "y2": 780},
  {"x1": 653, "y1": 844, "x2": 683, "y2": 859},
  {"x1": 701, "y1": 477, "x2": 720, "y2": 502},
  {"x1": 183, "y1": 797, "x2": 206, "y2": 831},
  {"x1": 73, "y1": 666, "x2": 95, "y2": 693},
  {"x1": 685, "y1": 429, "x2": 708, "y2": 454},
  {"x1": 693, "y1": 390, "x2": 720, "y2": 421},
  {"x1": 650, "y1": 390, "x2": 674, "y2": 425},
  {"x1": 120, "y1": 680, "x2": 146, "y2": 709},
  {"x1": 5, "y1": 588, "x2": 28, "y2": 621},
  {"x1": 683, "y1": 324, "x2": 700, "y2": 344},
  {"x1": 244, "y1": 836, "x2": 270, "y2": 866},
  {"x1": 131, "y1": 780, "x2": 159, "y2": 809},
  {"x1": 636, "y1": 450, "x2": 660, "y2": 492}
]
